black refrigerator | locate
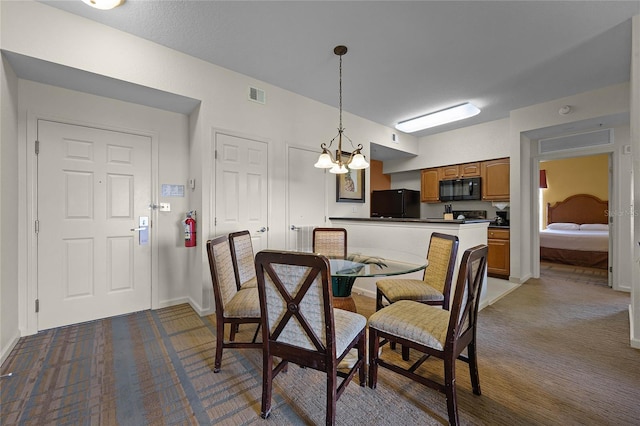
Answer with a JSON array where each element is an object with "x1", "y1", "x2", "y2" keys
[{"x1": 370, "y1": 189, "x2": 420, "y2": 218}]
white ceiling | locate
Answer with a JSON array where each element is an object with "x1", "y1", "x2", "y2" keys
[{"x1": 28, "y1": 1, "x2": 640, "y2": 150}]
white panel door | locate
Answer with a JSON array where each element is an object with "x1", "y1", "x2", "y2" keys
[
  {"x1": 215, "y1": 133, "x2": 268, "y2": 251},
  {"x1": 37, "y1": 120, "x2": 152, "y2": 330},
  {"x1": 287, "y1": 146, "x2": 327, "y2": 250}
]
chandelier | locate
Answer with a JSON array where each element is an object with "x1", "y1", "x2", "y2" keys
[{"x1": 314, "y1": 45, "x2": 369, "y2": 174}]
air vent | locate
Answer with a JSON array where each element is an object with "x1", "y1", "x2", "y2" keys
[
  {"x1": 248, "y1": 86, "x2": 266, "y2": 104},
  {"x1": 539, "y1": 129, "x2": 612, "y2": 154}
]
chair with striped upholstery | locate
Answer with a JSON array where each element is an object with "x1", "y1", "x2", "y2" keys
[
  {"x1": 206, "y1": 235, "x2": 261, "y2": 373},
  {"x1": 229, "y1": 230, "x2": 257, "y2": 290},
  {"x1": 255, "y1": 249, "x2": 366, "y2": 425},
  {"x1": 376, "y1": 232, "x2": 459, "y2": 311},
  {"x1": 312, "y1": 227, "x2": 347, "y2": 258},
  {"x1": 368, "y1": 244, "x2": 488, "y2": 426},
  {"x1": 376, "y1": 232, "x2": 459, "y2": 360}
]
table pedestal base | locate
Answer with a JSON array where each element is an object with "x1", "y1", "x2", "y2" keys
[{"x1": 333, "y1": 295, "x2": 357, "y2": 312}]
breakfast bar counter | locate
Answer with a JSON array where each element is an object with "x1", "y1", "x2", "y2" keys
[{"x1": 328, "y1": 217, "x2": 491, "y2": 308}]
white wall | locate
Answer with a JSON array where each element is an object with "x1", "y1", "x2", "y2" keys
[
  {"x1": 509, "y1": 82, "x2": 631, "y2": 284},
  {"x1": 0, "y1": 54, "x2": 20, "y2": 363},
  {"x1": 631, "y1": 14, "x2": 639, "y2": 348},
  {"x1": 384, "y1": 118, "x2": 511, "y2": 173},
  {"x1": 0, "y1": 1, "x2": 402, "y2": 334},
  {"x1": 17, "y1": 80, "x2": 190, "y2": 335}
]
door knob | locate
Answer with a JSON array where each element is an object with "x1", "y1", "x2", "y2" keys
[{"x1": 256, "y1": 227, "x2": 267, "y2": 233}]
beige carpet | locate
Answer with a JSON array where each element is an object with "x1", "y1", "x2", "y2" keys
[{"x1": 2, "y1": 265, "x2": 638, "y2": 425}]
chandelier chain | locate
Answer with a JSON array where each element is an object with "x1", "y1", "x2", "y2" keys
[{"x1": 339, "y1": 53, "x2": 343, "y2": 131}]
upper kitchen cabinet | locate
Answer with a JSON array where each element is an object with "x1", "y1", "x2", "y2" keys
[
  {"x1": 420, "y1": 168, "x2": 440, "y2": 202},
  {"x1": 438, "y1": 162, "x2": 481, "y2": 180},
  {"x1": 481, "y1": 157, "x2": 510, "y2": 201}
]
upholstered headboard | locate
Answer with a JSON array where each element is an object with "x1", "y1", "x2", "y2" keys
[{"x1": 547, "y1": 194, "x2": 608, "y2": 225}]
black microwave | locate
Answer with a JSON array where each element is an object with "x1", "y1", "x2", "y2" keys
[{"x1": 439, "y1": 177, "x2": 481, "y2": 201}]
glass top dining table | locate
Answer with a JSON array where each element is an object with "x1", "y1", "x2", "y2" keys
[{"x1": 326, "y1": 250, "x2": 427, "y2": 312}]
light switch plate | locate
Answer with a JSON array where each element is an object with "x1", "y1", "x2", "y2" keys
[{"x1": 160, "y1": 203, "x2": 171, "y2": 212}]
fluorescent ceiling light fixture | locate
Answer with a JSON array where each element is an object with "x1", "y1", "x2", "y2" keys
[
  {"x1": 82, "y1": 0, "x2": 125, "y2": 10},
  {"x1": 395, "y1": 102, "x2": 480, "y2": 133}
]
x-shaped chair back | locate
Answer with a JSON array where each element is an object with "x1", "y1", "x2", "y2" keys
[
  {"x1": 255, "y1": 249, "x2": 367, "y2": 424},
  {"x1": 257, "y1": 250, "x2": 334, "y2": 361}
]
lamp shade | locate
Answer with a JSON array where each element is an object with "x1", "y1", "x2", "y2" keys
[
  {"x1": 348, "y1": 153, "x2": 369, "y2": 169},
  {"x1": 314, "y1": 152, "x2": 334, "y2": 168},
  {"x1": 82, "y1": 0, "x2": 125, "y2": 9},
  {"x1": 540, "y1": 169, "x2": 548, "y2": 189},
  {"x1": 329, "y1": 163, "x2": 349, "y2": 174}
]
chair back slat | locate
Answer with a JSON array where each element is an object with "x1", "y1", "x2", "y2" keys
[
  {"x1": 229, "y1": 230, "x2": 256, "y2": 289},
  {"x1": 207, "y1": 236, "x2": 239, "y2": 309},
  {"x1": 446, "y1": 245, "x2": 488, "y2": 347}
]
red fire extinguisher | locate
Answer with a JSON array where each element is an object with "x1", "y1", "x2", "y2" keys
[{"x1": 184, "y1": 211, "x2": 196, "y2": 247}]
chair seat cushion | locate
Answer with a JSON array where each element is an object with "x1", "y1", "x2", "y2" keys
[
  {"x1": 224, "y1": 287, "x2": 261, "y2": 318},
  {"x1": 376, "y1": 278, "x2": 444, "y2": 303},
  {"x1": 240, "y1": 276, "x2": 258, "y2": 289},
  {"x1": 368, "y1": 300, "x2": 449, "y2": 351},
  {"x1": 333, "y1": 308, "x2": 366, "y2": 357}
]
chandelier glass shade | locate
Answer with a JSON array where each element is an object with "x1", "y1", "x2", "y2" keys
[
  {"x1": 314, "y1": 45, "x2": 369, "y2": 174},
  {"x1": 82, "y1": 0, "x2": 125, "y2": 10}
]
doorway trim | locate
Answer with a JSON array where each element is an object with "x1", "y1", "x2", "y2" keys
[
  {"x1": 530, "y1": 140, "x2": 619, "y2": 289},
  {"x1": 22, "y1": 110, "x2": 160, "y2": 335}
]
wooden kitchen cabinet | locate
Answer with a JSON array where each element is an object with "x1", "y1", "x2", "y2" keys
[
  {"x1": 481, "y1": 157, "x2": 510, "y2": 201},
  {"x1": 438, "y1": 162, "x2": 480, "y2": 180},
  {"x1": 420, "y1": 168, "x2": 440, "y2": 202},
  {"x1": 487, "y1": 228, "x2": 510, "y2": 278},
  {"x1": 438, "y1": 165, "x2": 460, "y2": 180},
  {"x1": 459, "y1": 162, "x2": 481, "y2": 177}
]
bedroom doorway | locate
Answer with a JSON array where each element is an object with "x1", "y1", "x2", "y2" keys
[{"x1": 536, "y1": 153, "x2": 612, "y2": 288}]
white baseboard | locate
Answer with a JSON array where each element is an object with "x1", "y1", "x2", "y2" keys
[
  {"x1": 158, "y1": 297, "x2": 215, "y2": 317},
  {"x1": 630, "y1": 304, "x2": 640, "y2": 349},
  {"x1": 158, "y1": 297, "x2": 190, "y2": 309},
  {"x1": 0, "y1": 331, "x2": 21, "y2": 368}
]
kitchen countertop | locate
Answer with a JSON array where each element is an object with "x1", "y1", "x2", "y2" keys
[{"x1": 329, "y1": 217, "x2": 493, "y2": 225}]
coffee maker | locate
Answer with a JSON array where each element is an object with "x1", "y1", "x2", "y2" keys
[{"x1": 495, "y1": 210, "x2": 509, "y2": 226}]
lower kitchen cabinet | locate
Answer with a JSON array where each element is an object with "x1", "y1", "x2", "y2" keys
[{"x1": 487, "y1": 228, "x2": 510, "y2": 278}]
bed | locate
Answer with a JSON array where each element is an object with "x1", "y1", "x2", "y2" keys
[{"x1": 540, "y1": 194, "x2": 609, "y2": 269}]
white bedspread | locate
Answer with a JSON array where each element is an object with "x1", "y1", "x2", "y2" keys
[{"x1": 540, "y1": 229, "x2": 609, "y2": 252}]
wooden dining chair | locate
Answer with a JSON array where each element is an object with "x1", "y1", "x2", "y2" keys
[
  {"x1": 255, "y1": 249, "x2": 366, "y2": 425},
  {"x1": 376, "y1": 232, "x2": 459, "y2": 311},
  {"x1": 312, "y1": 227, "x2": 347, "y2": 258},
  {"x1": 368, "y1": 244, "x2": 488, "y2": 426},
  {"x1": 206, "y1": 236, "x2": 262, "y2": 373},
  {"x1": 376, "y1": 232, "x2": 459, "y2": 360},
  {"x1": 228, "y1": 230, "x2": 257, "y2": 290}
]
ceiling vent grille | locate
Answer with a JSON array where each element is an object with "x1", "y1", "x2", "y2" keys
[
  {"x1": 248, "y1": 86, "x2": 266, "y2": 104},
  {"x1": 538, "y1": 128, "x2": 612, "y2": 154}
]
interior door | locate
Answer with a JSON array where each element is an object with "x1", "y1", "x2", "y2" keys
[
  {"x1": 215, "y1": 132, "x2": 269, "y2": 251},
  {"x1": 37, "y1": 120, "x2": 152, "y2": 330},
  {"x1": 287, "y1": 146, "x2": 327, "y2": 250}
]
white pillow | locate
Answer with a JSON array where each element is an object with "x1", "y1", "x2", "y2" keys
[
  {"x1": 579, "y1": 223, "x2": 609, "y2": 231},
  {"x1": 547, "y1": 222, "x2": 580, "y2": 230}
]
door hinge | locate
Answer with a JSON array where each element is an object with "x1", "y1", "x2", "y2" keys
[
  {"x1": 35, "y1": 140, "x2": 40, "y2": 155},
  {"x1": 214, "y1": 150, "x2": 218, "y2": 159},
  {"x1": 35, "y1": 299, "x2": 39, "y2": 313},
  {"x1": 609, "y1": 266, "x2": 613, "y2": 273},
  {"x1": 35, "y1": 220, "x2": 39, "y2": 234}
]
